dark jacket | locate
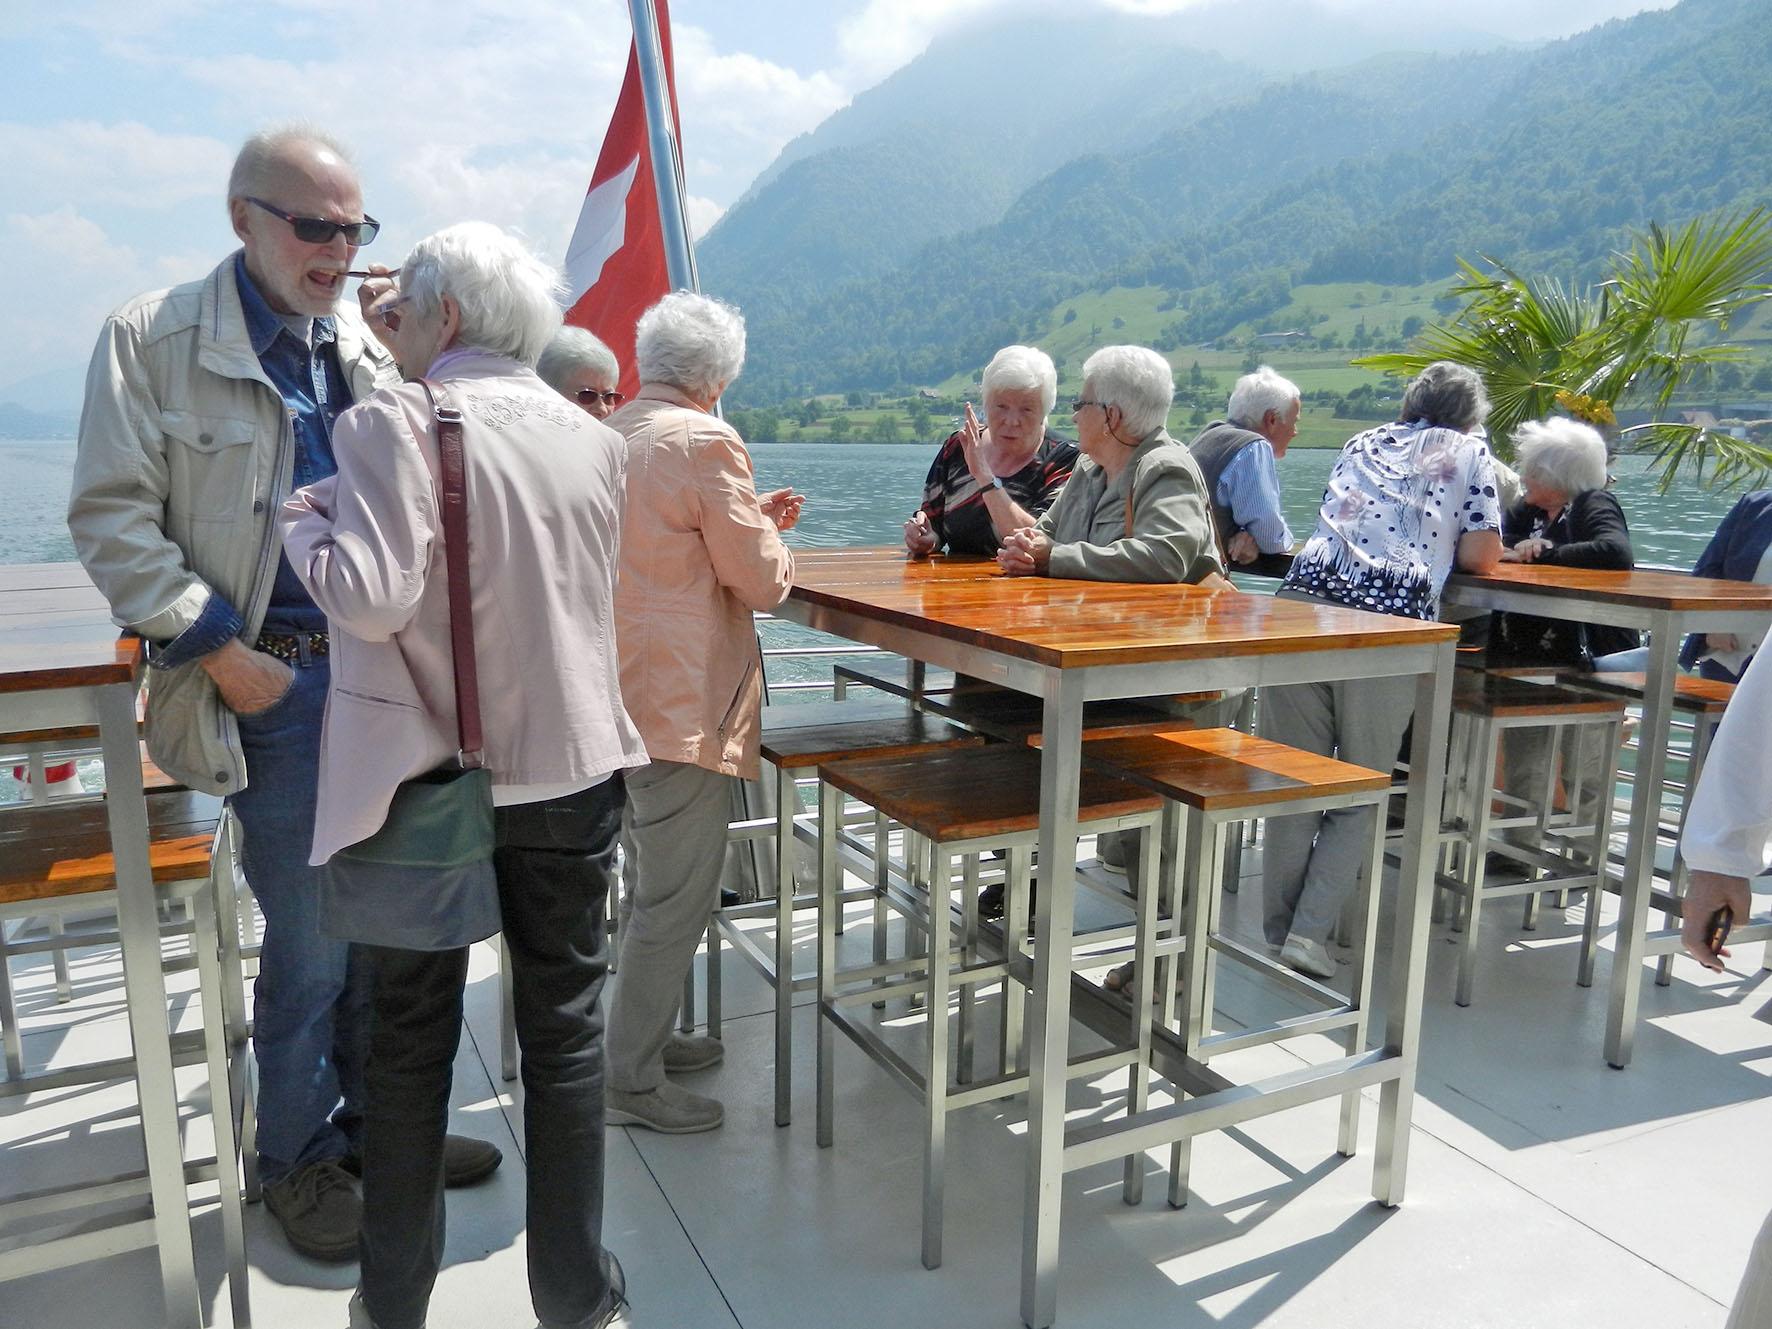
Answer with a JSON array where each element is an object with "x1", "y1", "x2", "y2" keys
[
  {"x1": 1679, "y1": 489, "x2": 1772, "y2": 672},
  {"x1": 1490, "y1": 487, "x2": 1638, "y2": 668}
]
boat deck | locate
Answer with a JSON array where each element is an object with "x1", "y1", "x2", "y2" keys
[{"x1": 2, "y1": 843, "x2": 1766, "y2": 1328}]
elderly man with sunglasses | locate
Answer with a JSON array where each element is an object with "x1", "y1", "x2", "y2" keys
[{"x1": 69, "y1": 124, "x2": 502, "y2": 1265}]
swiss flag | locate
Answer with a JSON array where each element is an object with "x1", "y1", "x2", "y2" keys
[{"x1": 563, "y1": 0, "x2": 681, "y2": 401}]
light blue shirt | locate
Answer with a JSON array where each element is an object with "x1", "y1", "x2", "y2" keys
[{"x1": 1216, "y1": 438, "x2": 1294, "y2": 554}]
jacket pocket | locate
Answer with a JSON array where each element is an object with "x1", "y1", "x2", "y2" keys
[
  {"x1": 161, "y1": 410, "x2": 259, "y2": 529},
  {"x1": 715, "y1": 656, "x2": 757, "y2": 747}
]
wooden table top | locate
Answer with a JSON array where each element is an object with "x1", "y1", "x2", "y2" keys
[
  {"x1": 0, "y1": 562, "x2": 139, "y2": 694},
  {"x1": 1444, "y1": 564, "x2": 1772, "y2": 612},
  {"x1": 785, "y1": 548, "x2": 1456, "y2": 669}
]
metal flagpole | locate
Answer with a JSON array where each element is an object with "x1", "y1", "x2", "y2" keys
[{"x1": 628, "y1": 0, "x2": 700, "y2": 294}]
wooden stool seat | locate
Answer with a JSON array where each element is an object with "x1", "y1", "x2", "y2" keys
[
  {"x1": 921, "y1": 686, "x2": 1220, "y2": 747},
  {"x1": 821, "y1": 744, "x2": 1160, "y2": 844},
  {"x1": 1560, "y1": 670, "x2": 1734, "y2": 715},
  {"x1": 759, "y1": 698, "x2": 983, "y2": 769},
  {"x1": 1082, "y1": 728, "x2": 1391, "y2": 814},
  {"x1": 0, "y1": 790, "x2": 221, "y2": 905},
  {"x1": 1452, "y1": 671, "x2": 1627, "y2": 719}
]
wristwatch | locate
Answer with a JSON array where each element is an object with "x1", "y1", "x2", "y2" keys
[{"x1": 988, "y1": 475, "x2": 1006, "y2": 491}]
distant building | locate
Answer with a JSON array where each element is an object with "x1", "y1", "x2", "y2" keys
[{"x1": 1253, "y1": 330, "x2": 1309, "y2": 345}]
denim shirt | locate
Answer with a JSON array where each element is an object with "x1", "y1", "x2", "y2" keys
[{"x1": 154, "y1": 257, "x2": 354, "y2": 667}]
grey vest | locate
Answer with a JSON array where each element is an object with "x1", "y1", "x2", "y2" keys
[{"x1": 1187, "y1": 421, "x2": 1264, "y2": 556}]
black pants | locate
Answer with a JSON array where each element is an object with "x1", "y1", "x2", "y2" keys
[{"x1": 360, "y1": 777, "x2": 624, "y2": 1329}]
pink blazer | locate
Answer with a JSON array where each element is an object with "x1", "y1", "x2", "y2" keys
[
  {"x1": 281, "y1": 349, "x2": 647, "y2": 864},
  {"x1": 610, "y1": 386, "x2": 794, "y2": 780}
]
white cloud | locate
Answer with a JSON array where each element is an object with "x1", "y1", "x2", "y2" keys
[
  {"x1": 0, "y1": 120, "x2": 232, "y2": 210},
  {"x1": 685, "y1": 194, "x2": 726, "y2": 240},
  {"x1": 832, "y1": 0, "x2": 1008, "y2": 86}
]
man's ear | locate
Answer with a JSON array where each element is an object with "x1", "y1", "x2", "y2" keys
[{"x1": 227, "y1": 197, "x2": 252, "y2": 244}]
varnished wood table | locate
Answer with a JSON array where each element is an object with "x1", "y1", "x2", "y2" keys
[
  {"x1": 779, "y1": 548, "x2": 1459, "y2": 1328},
  {"x1": 1440, "y1": 565, "x2": 1772, "y2": 1067},
  {"x1": 0, "y1": 563, "x2": 204, "y2": 1328}
]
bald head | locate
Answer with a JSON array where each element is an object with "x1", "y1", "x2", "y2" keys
[
  {"x1": 226, "y1": 125, "x2": 370, "y2": 318},
  {"x1": 227, "y1": 125, "x2": 357, "y2": 203}
]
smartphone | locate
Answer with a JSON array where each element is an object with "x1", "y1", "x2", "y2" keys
[{"x1": 1705, "y1": 903, "x2": 1734, "y2": 959}]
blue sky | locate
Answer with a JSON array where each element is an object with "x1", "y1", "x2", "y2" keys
[{"x1": 0, "y1": 0, "x2": 1668, "y2": 408}]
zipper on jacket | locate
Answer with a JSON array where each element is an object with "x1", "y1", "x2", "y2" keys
[{"x1": 716, "y1": 658, "x2": 757, "y2": 746}]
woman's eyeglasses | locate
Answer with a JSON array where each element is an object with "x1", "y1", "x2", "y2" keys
[
  {"x1": 1070, "y1": 398, "x2": 1104, "y2": 414},
  {"x1": 576, "y1": 388, "x2": 624, "y2": 408},
  {"x1": 374, "y1": 296, "x2": 410, "y2": 333},
  {"x1": 247, "y1": 197, "x2": 381, "y2": 246}
]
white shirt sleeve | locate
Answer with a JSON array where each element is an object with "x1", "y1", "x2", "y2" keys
[{"x1": 1681, "y1": 642, "x2": 1772, "y2": 878}]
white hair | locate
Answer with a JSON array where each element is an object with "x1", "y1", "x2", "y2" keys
[
  {"x1": 1227, "y1": 365, "x2": 1300, "y2": 430},
  {"x1": 400, "y1": 222, "x2": 564, "y2": 367},
  {"x1": 1400, "y1": 360, "x2": 1490, "y2": 433},
  {"x1": 1514, "y1": 417, "x2": 1610, "y2": 497},
  {"x1": 1082, "y1": 345, "x2": 1174, "y2": 439},
  {"x1": 227, "y1": 124, "x2": 355, "y2": 200},
  {"x1": 536, "y1": 326, "x2": 619, "y2": 392},
  {"x1": 635, "y1": 291, "x2": 746, "y2": 400},
  {"x1": 981, "y1": 344, "x2": 1057, "y2": 416}
]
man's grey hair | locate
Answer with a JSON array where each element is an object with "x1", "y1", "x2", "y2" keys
[
  {"x1": 1399, "y1": 361, "x2": 1490, "y2": 433},
  {"x1": 635, "y1": 291, "x2": 746, "y2": 401},
  {"x1": 537, "y1": 327, "x2": 620, "y2": 393},
  {"x1": 400, "y1": 222, "x2": 564, "y2": 367},
  {"x1": 227, "y1": 124, "x2": 355, "y2": 200},
  {"x1": 1227, "y1": 365, "x2": 1300, "y2": 430},
  {"x1": 981, "y1": 344, "x2": 1057, "y2": 416},
  {"x1": 1082, "y1": 345, "x2": 1174, "y2": 439},
  {"x1": 1513, "y1": 417, "x2": 1610, "y2": 498}
]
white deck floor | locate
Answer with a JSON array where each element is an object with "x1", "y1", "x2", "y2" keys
[{"x1": 3, "y1": 845, "x2": 1768, "y2": 1329}]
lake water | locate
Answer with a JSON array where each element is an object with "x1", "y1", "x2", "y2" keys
[{"x1": 5, "y1": 436, "x2": 1746, "y2": 571}]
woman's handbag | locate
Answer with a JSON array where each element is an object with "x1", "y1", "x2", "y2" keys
[{"x1": 322, "y1": 381, "x2": 501, "y2": 950}]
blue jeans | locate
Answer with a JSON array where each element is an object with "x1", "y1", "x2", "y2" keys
[{"x1": 228, "y1": 649, "x2": 369, "y2": 1183}]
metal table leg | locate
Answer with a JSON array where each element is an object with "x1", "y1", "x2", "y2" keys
[
  {"x1": 1020, "y1": 670, "x2": 1085, "y2": 1329},
  {"x1": 1372, "y1": 643, "x2": 1452, "y2": 1207},
  {"x1": 98, "y1": 681, "x2": 201, "y2": 1327},
  {"x1": 1605, "y1": 618, "x2": 1680, "y2": 1068}
]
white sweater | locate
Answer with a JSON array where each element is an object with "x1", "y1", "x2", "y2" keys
[{"x1": 1682, "y1": 644, "x2": 1772, "y2": 878}]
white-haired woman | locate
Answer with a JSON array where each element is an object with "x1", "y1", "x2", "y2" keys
[
  {"x1": 1260, "y1": 361, "x2": 1503, "y2": 979},
  {"x1": 603, "y1": 291, "x2": 800, "y2": 1136},
  {"x1": 998, "y1": 344, "x2": 1223, "y2": 584},
  {"x1": 285, "y1": 222, "x2": 644, "y2": 1329},
  {"x1": 1490, "y1": 416, "x2": 1636, "y2": 858},
  {"x1": 538, "y1": 325, "x2": 624, "y2": 419},
  {"x1": 906, "y1": 344, "x2": 1078, "y2": 557}
]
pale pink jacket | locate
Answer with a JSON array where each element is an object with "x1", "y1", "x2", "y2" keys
[
  {"x1": 281, "y1": 349, "x2": 647, "y2": 864},
  {"x1": 611, "y1": 385, "x2": 794, "y2": 780}
]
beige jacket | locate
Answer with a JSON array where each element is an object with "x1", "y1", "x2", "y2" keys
[
  {"x1": 611, "y1": 386, "x2": 794, "y2": 780},
  {"x1": 1035, "y1": 428, "x2": 1225, "y2": 584},
  {"x1": 67, "y1": 252, "x2": 398, "y2": 795},
  {"x1": 280, "y1": 350, "x2": 647, "y2": 863}
]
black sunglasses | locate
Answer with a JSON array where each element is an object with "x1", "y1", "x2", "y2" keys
[
  {"x1": 247, "y1": 196, "x2": 381, "y2": 246},
  {"x1": 576, "y1": 388, "x2": 624, "y2": 408}
]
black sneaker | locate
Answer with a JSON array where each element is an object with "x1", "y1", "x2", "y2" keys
[
  {"x1": 340, "y1": 1134, "x2": 503, "y2": 1189},
  {"x1": 262, "y1": 1159, "x2": 360, "y2": 1262}
]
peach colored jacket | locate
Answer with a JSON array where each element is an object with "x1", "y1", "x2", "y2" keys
[
  {"x1": 281, "y1": 350, "x2": 648, "y2": 863},
  {"x1": 611, "y1": 385, "x2": 794, "y2": 780}
]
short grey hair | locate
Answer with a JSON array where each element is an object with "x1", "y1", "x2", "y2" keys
[
  {"x1": 1400, "y1": 360, "x2": 1490, "y2": 433},
  {"x1": 227, "y1": 124, "x2": 354, "y2": 200},
  {"x1": 1513, "y1": 417, "x2": 1609, "y2": 497},
  {"x1": 400, "y1": 222, "x2": 564, "y2": 367},
  {"x1": 1082, "y1": 345, "x2": 1174, "y2": 439},
  {"x1": 536, "y1": 326, "x2": 619, "y2": 393},
  {"x1": 981, "y1": 345, "x2": 1057, "y2": 416},
  {"x1": 635, "y1": 291, "x2": 746, "y2": 400},
  {"x1": 1227, "y1": 365, "x2": 1300, "y2": 430}
]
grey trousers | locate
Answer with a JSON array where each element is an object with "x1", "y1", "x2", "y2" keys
[
  {"x1": 1258, "y1": 672, "x2": 1416, "y2": 946},
  {"x1": 1501, "y1": 723, "x2": 1611, "y2": 848},
  {"x1": 607, "y1": 759, "x2": 734, "y2": 1093},
  {"x1": 1727, "y1": 1207, "x2": 1772, "y2": 1329}
]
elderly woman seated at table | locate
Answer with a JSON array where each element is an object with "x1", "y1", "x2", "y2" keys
[
  {"x1": 996, "y1": 344, "x2": 1223, "y2": 584},
  {"x1": 1488, "y1": 417, "x2": 1635, "y2": 855},
  {"x1": 1260, "y1": 361, "x2": 1502, "y2": 979},
  {"x1": 537, "y1": 325, "x2": 624, "y2": 419},
  {"x1": 906, "y1": 345, "x2": 1078, "y2": 558}
]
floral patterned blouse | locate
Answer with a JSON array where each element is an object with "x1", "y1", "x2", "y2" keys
[{"x1": 1282, "y1": 420, "x2": 1501, "y2": 620}]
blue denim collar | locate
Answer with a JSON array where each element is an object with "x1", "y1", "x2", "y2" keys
[{"x1": 233, "y1": 253, "x2": 338, "y2": 358}]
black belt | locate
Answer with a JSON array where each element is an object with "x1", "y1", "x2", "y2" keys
[{"x1": 256, "y1": 630, "x2": 329, "y2": 664}]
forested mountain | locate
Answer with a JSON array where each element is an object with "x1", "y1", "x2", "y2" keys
[{"x1": 702, "y1": 0, "x2": 1772, "y2": 404}]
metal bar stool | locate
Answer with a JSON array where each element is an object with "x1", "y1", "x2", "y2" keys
[
  {"x1": 0, "y1": 788, "x2": 252, "y2": 1326},
  {"x1": 813, "y1": 743, "x2": 1163, "y2": 1269},
  {"x1": 1444, "y1": 670, "x2": 1627, "y2": 1005},
  {"x1": 1080, "y1": 727, "x2": 1392, "y2": 1210},
  {"x1": 709, "y1": 698, "x2": 983, "y2": 1127}
]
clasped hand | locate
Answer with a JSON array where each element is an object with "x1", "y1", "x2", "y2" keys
[
  {"x1": 759, "y1": 487, "x2": 805, "y2": 531},
  {"x1": 996, "y1": 526, "x2": 1050, "y2": 576},
  {"x1": 1500, "y1": 537, "x2": 1555, "y2": 563}
]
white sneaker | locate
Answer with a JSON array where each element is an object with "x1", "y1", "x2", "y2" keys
[{"x1": 1279, "y1": 933, "x2": 1336, "y2": 980}]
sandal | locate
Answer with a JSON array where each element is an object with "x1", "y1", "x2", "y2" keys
[{"x1": 1102, "y1": 961, "x2": 1136, "y2": 993}]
